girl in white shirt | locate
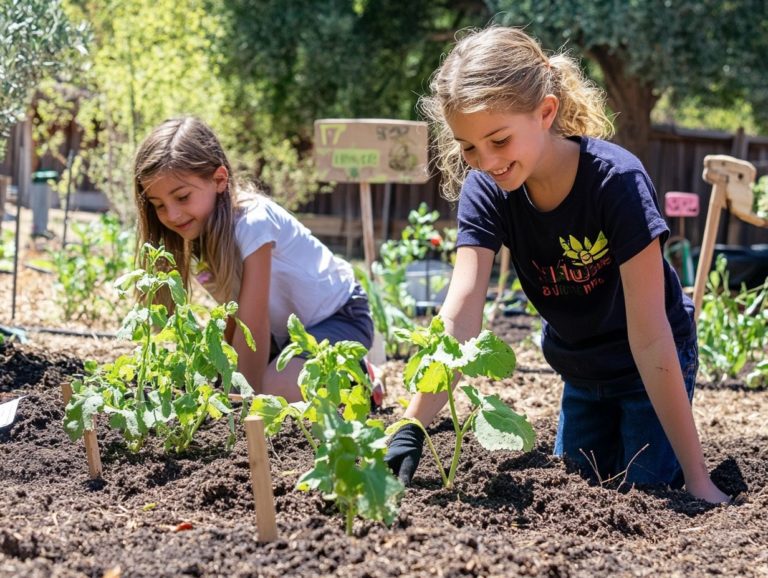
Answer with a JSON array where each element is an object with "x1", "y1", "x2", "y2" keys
[{"x1": 133, "y1": 117, "x2": 373, "y2": 402}]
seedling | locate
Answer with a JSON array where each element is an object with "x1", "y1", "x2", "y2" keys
[
  {"x1": 388, "y1": 316, "x2": 535, "y2": 488},
  {"x1": 297, "y1": 397, "x2": 403, "y2": 535},
  {"x1": 249, "y1": 314, "x2": 403, "y2": 534},
  {"x1": 63, "y1": 243, "x2": 255, "y2": 453}
]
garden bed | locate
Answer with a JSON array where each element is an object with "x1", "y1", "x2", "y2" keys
[{"x1": 1, "y1": 313, "x2": 767, "y2": 578}]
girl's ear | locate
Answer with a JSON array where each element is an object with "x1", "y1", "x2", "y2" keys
[
  {"x1": 213, "y1": 165, "x2": 229, "y2": 193},
  {"x1": 539, "y1": 95, "x2": 559, "y2": 130}
]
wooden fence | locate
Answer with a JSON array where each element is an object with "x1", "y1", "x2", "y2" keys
[
  {"x1": 4, "y1": 122, "x2": 768, "y2": 257},
  {"x1": 299, "y1": 124, "x2": 768, "y2": 257}
]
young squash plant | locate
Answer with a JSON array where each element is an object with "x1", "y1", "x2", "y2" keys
[
  {"x1": 63, "y1": 243, "x2": 255, "y2": 453},
  {"x1": 388, "y1": 316, "x2": 535, "y2": 489},
  {"x1": 249, "y1": 314, "x2": 404, "y2": 534}
]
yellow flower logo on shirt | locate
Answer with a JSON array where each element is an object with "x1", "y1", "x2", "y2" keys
[{"x1": 559, "y1": 232, "x2": 609, "y2": 266}]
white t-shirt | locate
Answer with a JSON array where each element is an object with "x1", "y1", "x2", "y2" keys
[{"x1": 231, "y1": 196, "x2": 356, "y2": 345}]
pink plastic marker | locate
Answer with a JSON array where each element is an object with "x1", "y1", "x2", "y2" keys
[{"x1": 665, "y1": 191, "x2": 700, "y2": 217}]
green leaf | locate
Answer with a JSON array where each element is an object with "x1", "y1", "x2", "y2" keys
[
  {"x1": 166, "y1": 270, "x2": 186, "y2": 306},
  {"x1": 472, "y1": 394, "x2": 535, "y2": 452},
  {"x1": 174, "y1": 394, "x2": 198, "y2": 426},
  {"x1": 413, "y1": 360, "x2": 452, "y2": 394},
  {"x1": 286, "y1": 314, "x2": 318, "y2": 353},
  {"x1": 205, "y1": 324, "x2": 229, "y2": 376},
  {"x1": 341, "y1": 385, "x2": 370, "y2": 422},
  {"x1": 234, "y1": 316, "x2": 256, "y2": 351},
  {"x1": 276, "y1": 342, "x2": 304, "y2": 371},
  {"x1": 63, "y1": 389, "x2": 104, "y2": 441},
  {"x1": 356, "y1": 459, "x2": 404, "y2": 526},
  {"x1": 461, "y1": 384, "x2": 483, "y2": 408},
  {"x1": 457, "y1": 331, "x2": 516, "y2": 379},
  {"x1": 249, "y1": 395, "x2": 300, "y2": 436},
  {"x1": 207, "y1": 393, "x2": 232, "y2": 420},
  {"x1": 231, "y1": 371, "x2": 254, "y2": 399}
]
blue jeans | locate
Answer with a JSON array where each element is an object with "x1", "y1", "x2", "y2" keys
[{"x1": 554, "y1": 336, "x2": 698, "y2": 488}]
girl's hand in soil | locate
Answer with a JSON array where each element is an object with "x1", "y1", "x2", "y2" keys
[
  {"x1": 385, "y1": 423, "x2": 425, "y2": 486},
  {"x1": 685, "y1": 471, "x2": 731, "y2": 504}
]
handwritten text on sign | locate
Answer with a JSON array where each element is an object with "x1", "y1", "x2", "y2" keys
[{"x1": 314, "y1": 119, "x2": 429, "y2": 184}]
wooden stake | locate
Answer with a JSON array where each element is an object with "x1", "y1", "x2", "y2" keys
[
  {"x1": 60, "y1": 383, "x2": 103, "y2": 479},
  {"x1": 244, "y1": 415, "x2": 278, "y2": 542},
  {"x1": 692, "y1": 179, "x2": 726, "y2": 321},
  {"x1": 359, "y1": 181, "x2": 376, "y2": 277}
]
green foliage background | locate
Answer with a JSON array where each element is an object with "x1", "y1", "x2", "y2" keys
[{"x1": 6, "y1": 0, "x2": 768, "y2": 215}]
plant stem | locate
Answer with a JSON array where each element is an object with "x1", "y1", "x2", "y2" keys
[
  {"x1": 421, "y1": 427, "x2": 449, "y2": 487},
  {"x1": 345, "y1": 507, "x2": 354, "y2": 536},
  {"x1": 297, "y1": 419, "x2": 318, "y2": 452},
  {"x1": 447, "y1": 409, "x2": 478, "y2": 487},
  {"x1": 444, "y1": 379, "x2": 462, "y2": 488},
  {"x1": 136, "y1": 287, "x2": 156, "y2": 405}
]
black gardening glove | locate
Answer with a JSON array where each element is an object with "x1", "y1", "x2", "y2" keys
[{"x1": 385, "y1": 423, "x2": 425, "y2": 486}]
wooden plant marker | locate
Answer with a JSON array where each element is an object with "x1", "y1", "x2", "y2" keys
[
  {"x1": 60, "y1": 383, "x2": 103, "y2": 478},
  {"x1": 244, "y1": 415, "x2": 278, "y2": 542},
  {"x1": 693, "y1": 155, "x2": 768, "y2": 320}
]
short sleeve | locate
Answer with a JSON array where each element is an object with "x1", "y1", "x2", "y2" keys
[
  {"x1": 600, "y1": 170, "x2": 668, "y2": 265},
  {"x1": 236, "y1": 201, "x2": 279, "y2": 259},
  {"x1": 456, "y1": 171, "x2": 506, "y2": 253}
]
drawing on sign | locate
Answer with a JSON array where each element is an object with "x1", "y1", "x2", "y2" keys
[
  {"x1": 314, "y1": 119, "x2": 429, "y2": 184},
  {"x1": 389, "y1": 141, "x2": 418, "y2": 172}
]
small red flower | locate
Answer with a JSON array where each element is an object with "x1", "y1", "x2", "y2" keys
[{"x1": 430, "y1": 234, "x2": 442, "y2": 248}]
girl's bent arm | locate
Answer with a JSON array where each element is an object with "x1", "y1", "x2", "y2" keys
[
  {"x1": 233, "y1": 244, "x2": 273, "y2": 394},
  {"x1": 404, "y1": 245, "x2": 496, "y2": 426},
  {"x1": 621, "y1": 239, "x2": 729, "y2": 504}
]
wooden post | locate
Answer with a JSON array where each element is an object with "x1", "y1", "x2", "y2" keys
[
  {"x1": 692, "y1": 155, "x2": 760, "y2": 320},
  {"x1": 60, "y1": 383, "x2": 103, "y2": 479},
  {"x1": 359, "y1": 181, "x2": 376, "y2": 277},
  {"x1": 244, "y1": 415, "x2": 278, "y2": 542}
]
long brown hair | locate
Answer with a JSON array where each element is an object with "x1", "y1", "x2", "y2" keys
[
  {"x1": 133, "y1": 117, "x2": 257, "y2": 309},
  {"x1": 420, "y1": 26, "x2": 614, "y2": 201}
]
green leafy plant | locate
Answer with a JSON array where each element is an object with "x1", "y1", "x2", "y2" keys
[
  {"x1": 698, "y1": 254, "x2": 768, "y2": 388},
  {"x1": 388, "y1": 317, "x2": 535, "y2": 489},
  {"x1": 354, "y1": 264, "x2": 415, "y2": 359},
  {"x1": 63, "y1": 244, "x2": 255, "y2": 453},
  {"x1": 371, "y1": 203, "x2": 457, "y2": 343},
  {"x1": 48, "y1": 214, "x2": 135, "y2": 322},
  {"x1": 296, "y1": 397, "x2": 403, "y2": 535},
  {"x1": 249, "y1": 314, "x2": 403, "y2": 534}
]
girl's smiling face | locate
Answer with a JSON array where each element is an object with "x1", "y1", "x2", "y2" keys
[
  {"x1": 448, "y1": 97, "x2": 557, "y2": 191},
  {"x1": 143, "y1": 167, "x2": 228, "y2": 241}
]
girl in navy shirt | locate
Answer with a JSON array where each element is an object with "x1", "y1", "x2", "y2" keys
[{"x1": 386, "y1": 26, "x2": 729, "y2": 504}]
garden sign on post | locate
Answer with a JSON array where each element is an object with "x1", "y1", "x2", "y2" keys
[{"x1": 313, "y1": 119, "x2": 430, "y2": 275}]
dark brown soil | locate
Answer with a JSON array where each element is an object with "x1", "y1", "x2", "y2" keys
[{"x1": 1, "y1": 315, "x2": 767, "y2": 578}]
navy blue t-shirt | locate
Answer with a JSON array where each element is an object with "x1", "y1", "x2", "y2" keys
[{"x1": 457, "y1": 136, "x2": 695, "y2": 387}]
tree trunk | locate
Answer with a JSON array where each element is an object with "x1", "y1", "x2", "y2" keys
[{"x1": 588, "y1": 46, "x2": 659, "y2": 166}]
